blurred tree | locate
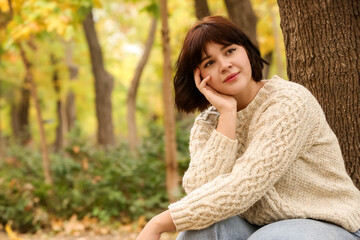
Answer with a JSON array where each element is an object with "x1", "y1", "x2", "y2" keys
[
  {"x1": 277, "y1": 0, "x2": 360, "y2": 189},
  {"x1": 15, "y1": 73, "x2": 31, "y2": 144},
  {"x1": 224, "y1": 0, "x2": 258, "y2": 46},
  {"x1": 0, "y1": 79, "x2": 2, "y2": 157},
  {"x1": 63, "y1": 40, "x2": 78, "y2": 133},
  {"x1": 83, "y1": 9, "x2": 115, "y2": 147},
  {"x1": 0, "y1": 0, "x2": 95, "y2": 183},
  {"x1": 19, "y1": 43, "x2": 52, "y2": 184},
  {"x1": 10, "y1": 102, "x2": 19, "y2": 140},
  {"x1": 51, "y1": 53, "x2": 64, "y2": 152},
  {"x1": 127, "y1": 16, "x2": 157, "y2": 153},
  {"x1": 159, "y1": 0, "x2": 179, "y2": 202},
  {"x1": 0, "y1": 0, "x2": 30, "y2": 144},
  {"x1": 194, "y1": 0, "x2": 210, "y2": 20},
  {"x1": 9, "y1": 73, "x2": 31, "y2": 144}
]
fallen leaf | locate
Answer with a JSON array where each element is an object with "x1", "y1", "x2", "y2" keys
[
  {"x1": 137, "y1": 216, "x2": 147, "y2": 229},
  {"x1": 72, "y1": 145, "x2": 80, "y2": 154},
  {"x1": 81, "y1": 158, "x2": 89, "y2": 171},
  {"x1": 5, "y1": 222, "x2": 24, "y2": 240}
]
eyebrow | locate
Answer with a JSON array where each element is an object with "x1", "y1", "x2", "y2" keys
[{"x1": 200, "y1": 44, "x2": 231, "y2": 64}]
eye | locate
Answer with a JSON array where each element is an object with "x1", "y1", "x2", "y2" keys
[
  {"x1": 226, "y1": 48, "x2": 236, "y2": 55},
  {"x1": 204, "y1": 60, "x2": 214, "y2": 68}
]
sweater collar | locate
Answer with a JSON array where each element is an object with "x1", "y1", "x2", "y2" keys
[{"x1": 237, "y1": 75, "x2": 281, "y2": 119}]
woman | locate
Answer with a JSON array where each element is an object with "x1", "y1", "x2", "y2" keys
[{"x1": 136, "y1": 16, "x2": 360, "y2": 240}]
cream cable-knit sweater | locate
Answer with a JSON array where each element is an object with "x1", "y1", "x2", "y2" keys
[{"x1": 169, "y1": 76, "x2": 360, "y2": 232}]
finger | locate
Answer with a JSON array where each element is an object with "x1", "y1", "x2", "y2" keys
[
  {"x1": 193, "y1": 68, "x2": 202, "y2": 87},
  {"x1": 199, "y1": 75, "x2": 210, "y2": 89}
]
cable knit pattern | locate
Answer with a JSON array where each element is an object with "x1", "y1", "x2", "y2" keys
[{"x1": 169, "y1": 76, "x2": 360, "y2": 232}]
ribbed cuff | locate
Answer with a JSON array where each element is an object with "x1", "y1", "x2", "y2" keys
[
  {"x1": 207, "y1": 130, "x2": 238, "y2": 171},
  {"x1": 168, "y1": 200, "x2": 193, "y2": 231}
]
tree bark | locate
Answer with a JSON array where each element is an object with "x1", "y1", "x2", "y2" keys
[
  {"x1": 194, "y1": 0, "x2": 210, "y2": 20},
  {"x1": 0, "y1": 80, "x2": 3, "y2": 158},
  {"x1": 159, "y1": 0, "x2": 179, "y2": 202},
  {"x1": 64, "y1": 40, "x2": 78, "y2": 132},
  {"x1": 224, "y1": 0, "x2": 258, "y2": 46},
  {"x1": 17, "y1": 77, "x2": 31, "y2": 144},
  {"x1": 9, "y1": 80, "x2": 31, "y2": 144},
  {"x1": 83, "y1": 10, "x2": 115, "y2": 147},
  {"x1": 19, "y1": 44, "x2": 52, "y2": 185},
  {"x1": 10, "y1": 102, "x2": 20, "y2": 140},
  {"x1": 51, "y1": 53, "x2": 63, "y2": 152},
  {"x1": 127, "y1": 17, "x2": 157, "y2": 153},
  {"x1": 277, "y1": 0, "x2": 360, "y2": 189}
]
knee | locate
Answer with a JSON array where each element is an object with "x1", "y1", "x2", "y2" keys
[
  {"x1": 176, "y1": 216, "x2": 257, "y2": 240},
  {"x1": 176, "y1": 225, "x2": 217, "y2": 240},
  {"x1": 248, "y1": 219, "x2": 314, "y2": 240},
  {"x1": 248, "y1": 219, "x2": 355, "y2": 240}
]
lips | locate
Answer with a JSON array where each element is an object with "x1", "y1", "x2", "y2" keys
[{"x1": 224, "y1": 72, "x2": 239, "y2": 82}]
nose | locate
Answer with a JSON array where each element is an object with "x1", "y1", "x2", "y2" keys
[{"x1": 219, "y1": 59, "x2": 232, "y2": 73}]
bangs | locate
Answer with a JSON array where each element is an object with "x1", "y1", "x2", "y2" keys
[
  {"x1": 197, "y1": 28, "x2": 234, "y2": 58},
  {"x1": 182, "y1": 22, "x2": 243, "y2": 69}
]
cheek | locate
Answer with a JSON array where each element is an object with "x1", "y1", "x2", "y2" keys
[{"x1": 200, "y1": 69, "x2": 212, "y2": 80}]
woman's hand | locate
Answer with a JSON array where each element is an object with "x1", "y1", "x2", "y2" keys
[
  {"x1": 194, "y1": 68, "x2": 237, "y2": 114},
  {"x1": 194, "y1": 68, "x2": 237, "y2": 140},
  {"x1": 136, "y1": 210, "x2": 176, "y2": 240}
]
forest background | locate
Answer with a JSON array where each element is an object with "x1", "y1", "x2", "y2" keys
[{"x1": 0, "y1": 0, "x2": 358, "y2": 239}]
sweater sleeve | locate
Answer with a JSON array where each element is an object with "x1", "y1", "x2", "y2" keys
[
  {"x1": 182, "y1": 108, "x2": 239, "y2": 194},
  {"x1": 169, "y1": 92, "x2": 319, "y2": 231}
]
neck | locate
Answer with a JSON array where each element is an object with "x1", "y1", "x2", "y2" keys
[{"x1": 235, "y1": 80, "x2": 265, "y2": 111}]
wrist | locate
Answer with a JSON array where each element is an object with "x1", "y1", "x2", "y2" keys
[
  {"x1": 150, "y1": 210, "x2": 176, "y2": 234},
  {"x1": 216, "y1": 111, "x2": 237, "y2": 140},
  {"x1": 218, "y1": 105, "x2": 237, "y2": 115}
]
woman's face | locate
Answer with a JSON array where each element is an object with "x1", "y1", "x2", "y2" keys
[{"x1": 198, "y1": 42, "x2": 254, "y2": 97}]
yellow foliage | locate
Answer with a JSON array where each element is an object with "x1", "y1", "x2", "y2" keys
[
  {"x1": 5, "y1": 223, "x2": 24, "y2": 240},
  {"x1": 0, "y1": 0, "x2": 10, "y2": 12},
  {"x1": 11, "y1": 0, "x2": 25, "y2": 13},
  {"x1": 93, "y1": 0, "x2": 102, "y2": 8},
  {"x1": 10, "y1": 24, "x2": 33, "y2": 40},
  {"x1": 1, "y1": 0, "x2": 86, "y2": 44}
]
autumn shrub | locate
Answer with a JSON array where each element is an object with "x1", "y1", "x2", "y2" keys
[
  {"x1": 0, "y1": 121, "x2": 191, "y2": 232},
  {"x1": 0, "y1": 145, "x2": 46, "y2": 232}
]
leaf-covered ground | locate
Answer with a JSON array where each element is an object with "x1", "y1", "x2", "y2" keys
[
  {"x1": 0, "y1": 216, "x2": 178, "y2": 240},
  {"x1": 0, "y1": 231, "x2": 178, "y2": 240}
]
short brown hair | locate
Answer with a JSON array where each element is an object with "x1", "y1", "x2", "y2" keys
[{"x1": 174, "y1": 16, "x2": 268, "y2": 113}]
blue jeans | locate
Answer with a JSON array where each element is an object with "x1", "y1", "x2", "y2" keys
[{"x1": 176, "y1": 216, "x2": 360, "y2": 240}]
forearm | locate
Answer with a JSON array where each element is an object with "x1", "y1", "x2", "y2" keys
[
  {"x1": 182, "y1": 110, "x2": 238, "y2": 193},
  {"x1": 216, "y1": 111, "x2": 237, "y2": 140},
  {"x1": 151, "y1": 210, "x2": 176, "y2": 232},
  {"x1": 136, "y1": 210, "x2": 176, "y2": 240}
]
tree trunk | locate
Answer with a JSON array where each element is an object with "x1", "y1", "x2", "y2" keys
[
  {"x1": 194, "y1": 0, "x2": 210, "y2": 20},
  {"x1": 10, "y1": 102, "x2": 20, "y2": 140},
  {"x1": 159, "y1": 0, "x2": 179, "y2": 202},
  {"x1": 17, "y1": 76, "x2": 31, "y2": 144},
  {"x1": 0, "y1": 80, "x2": 3, "y2": 158},
  {"x1": 10, "y1": 78, "x2": 31, "y2": 144},
  {"x1": 277, "y1": 0, "x2": 360, "y2": 189},
  {"x1": 64, "y1": 40, "x2": 78, "y2": 132},
  {"x1": 224, "y1": 0, "x2": 258, "y2": 46},
  {"x1": 19, "y1": 44, "x2": 52, "y2": 185},
  {"x1": 83, "y1": 10, "x2": 115, "y2": 147},
  {"x1": 127, "y1": 17, "x2": 157, "y2": 153},
  {"x1": 51, "y1": 53, "x2": 63, "y2": 152}
]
